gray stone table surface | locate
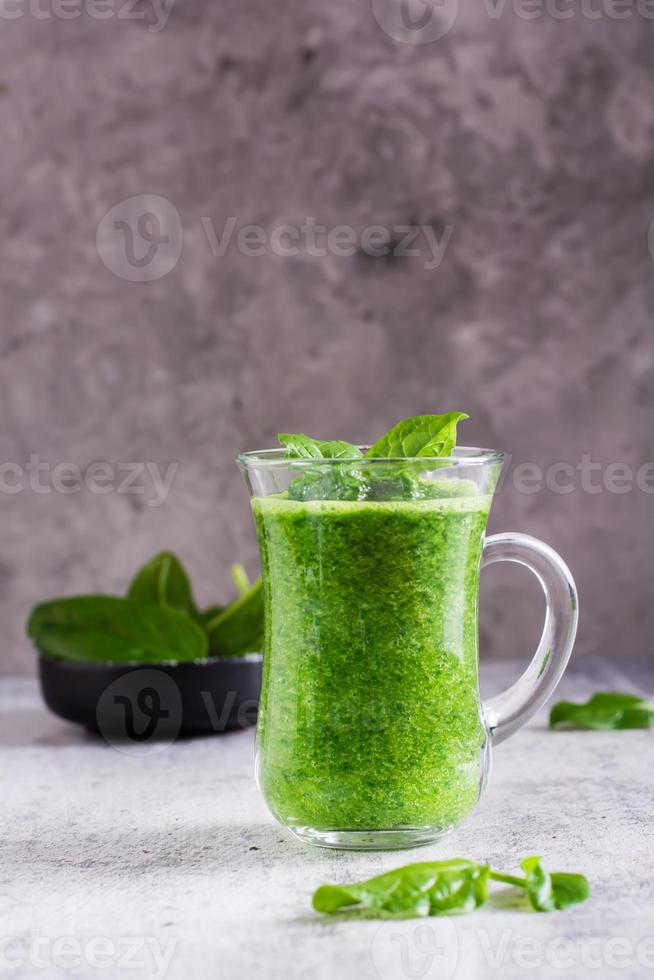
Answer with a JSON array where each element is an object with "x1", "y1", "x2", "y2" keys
[{"x1": 1, "y1": 656, "x2": 652, "y2": 980}]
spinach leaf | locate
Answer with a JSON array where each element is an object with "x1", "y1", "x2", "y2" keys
[
  {"x1": 280, "y1": 413, "x2": 470, "y2": 502},
  {"x1": 549, "y1": 692, "x2": 654, "y2": 730},
  {"x1": 287, "y1": 468, "x2": 478, "y2": 502},
  {"x1": 314, "y1": 856, "x2": 590, "y2": 919},
  {"x1": 366, "y1": 413, "x2": 469, "y2": 458},
  {"x1": 127, "y1": 551, "x2": 199, "y2": 621},
  {"x1": 520, "y1": 856, "x2": 553, "y2": 911},
  {"x1": 312, "y1": 860, "x2": 490, "y2": 918},
  {"x1": 519, "y1": 857, "x2": 590, "y2": 912},
  {"x1": 288, "y1": 467, "x2": 371, "y2": 502},
  {"x1": 27, "y1": 596, "x2": 208, "y2": 664},
  {"x1": 199, "y1": 604, "x2": 223, "y2": 626},
  {"x1": 279, "y1": 433, "x2": 362, "y2": 460},
  {"x1": 205, "y1": 578, "x2": 263, "y2": 657},
  {"x1": 231, "y1": 563, "x2": 251, "y2": 596},
  {"x1": 548, "y1": 873, "x2": 592, "y2": 910}
]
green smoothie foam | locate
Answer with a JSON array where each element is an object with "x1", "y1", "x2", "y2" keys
[{"x1": 253, "y1": 486, "x2": 491, "y2": 832}]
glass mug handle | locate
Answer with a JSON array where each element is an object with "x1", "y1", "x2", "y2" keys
[{"x1": 481, "y1": 532, "x2": 579, "y2": 745}]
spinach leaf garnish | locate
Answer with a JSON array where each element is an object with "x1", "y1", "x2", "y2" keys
[
  {"x1": 278, "y1": 433, "x2": 362, "y2": 459},
  {"x1": 279, "y1": 413, "x2": 470, "y2": 501},
  {"x1": 279, "y1": 413, "x2": 469, "y2": 463},
  {"x1": 366, "y1": 412, "x2": 468, "y2": 458},
  {"x1": 313, "y1": 856, "x2": 590, "y2": 918},
  {"x1": 287, "y1": 467, "x2": 371, "y2": 502},
  {"x1": 550, "y1": 692, "x2": 653, "y2": 730}
]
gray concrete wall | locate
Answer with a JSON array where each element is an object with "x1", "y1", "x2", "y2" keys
[{"x1": 2, "y1": 0, "x2": 653, "y2": 675}]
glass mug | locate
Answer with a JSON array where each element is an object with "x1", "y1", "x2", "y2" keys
[{"x1": 238, "y1": 448, "x2": 578, "y2": 850}]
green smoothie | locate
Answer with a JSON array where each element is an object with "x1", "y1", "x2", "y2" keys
[{"x1": 253, "y1": 485, "x2": 491, "y2": 832}]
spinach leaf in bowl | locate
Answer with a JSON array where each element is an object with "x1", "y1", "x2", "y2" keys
[
  {"x1": 205, "y1": 578, "x2": 264, "y2": 658},
  {"x1": 127, "y1": 551, "x2": 200, "y2": 622},
  {"x1": 28, "y1": 596, "x2": 208, "y2": 664}
]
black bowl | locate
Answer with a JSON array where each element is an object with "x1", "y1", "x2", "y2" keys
[{"x1": 39, "y1": 654, "x2": 262, "y2": 740}]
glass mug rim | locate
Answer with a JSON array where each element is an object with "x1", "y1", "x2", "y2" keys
[{"x1": 237, "y1": 445, "x2": 506, "y2": 468}]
